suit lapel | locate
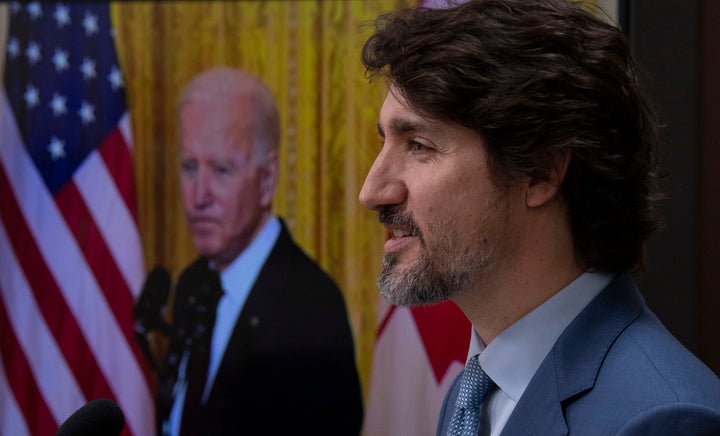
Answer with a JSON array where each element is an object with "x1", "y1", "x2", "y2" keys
[{"x1": 500, "y1": 273, "x2": 644, "y2": 436}]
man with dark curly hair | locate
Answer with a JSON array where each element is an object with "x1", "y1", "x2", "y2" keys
[{"x1": 358, "y1": 0, "x2": 720, "y2": 434}]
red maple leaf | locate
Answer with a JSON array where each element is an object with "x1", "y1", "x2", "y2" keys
[{"x1": 411, "y1": 302, "x2": 471, "y2": 383}]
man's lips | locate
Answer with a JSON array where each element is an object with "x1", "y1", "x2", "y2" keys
[
  {"x1": 377, "y1": 206, "x2": 422, "y2": 252},
  {"x1": 384, "y1": 225, "x2": 417, "y2": 252},
  {"x1": 386, "y1": 226, "x2": 415, "y2": 239},
  {"x1": 188, "y1": 217, "x2": 218, "y2": 229}
]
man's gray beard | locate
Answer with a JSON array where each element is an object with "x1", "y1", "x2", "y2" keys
[{"x1": 377, "y1": 249, "x2": 470, "y2": 306}]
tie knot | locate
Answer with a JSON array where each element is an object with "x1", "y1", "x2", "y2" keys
[{"x1": 456, "y1": 355, "x2": 493, "y2": 410}]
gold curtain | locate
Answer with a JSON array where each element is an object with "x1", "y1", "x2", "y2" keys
[{"x1": 111, "y1": 0, "x2": 412, "y2": 400}]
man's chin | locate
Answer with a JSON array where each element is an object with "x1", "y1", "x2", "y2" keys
[
  {"x1": 193, "y1": 240, "x2": 220, "y2": 259},
  {"x1": 378, "y1": 284, "x2": 447, "y2": 307},
  {"x1": 377, "y1": 270, "x2": 446, "y2": 307},
  {"x1": 377, "y1": 253, "x2": 465, "y2": 306}
]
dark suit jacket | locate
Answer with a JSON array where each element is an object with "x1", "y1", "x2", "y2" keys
[
  {"x1": 176, "y1": 220, "x2": 363, "y2": 435},
  {"x1": 437, "y1": 273, "x2": 720, "y2": 435}
]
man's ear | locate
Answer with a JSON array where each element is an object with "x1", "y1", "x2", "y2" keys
[
  {"x1": 259, "y1": 150, "x2": 279, "y2": 207},
  {"x1": 526, "y1": 151, "x2": 571, "y2": 208}
]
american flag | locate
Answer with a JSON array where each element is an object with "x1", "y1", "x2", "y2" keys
[{"x1": 0, "y1": 3, "x2": 154, "y2": 435}]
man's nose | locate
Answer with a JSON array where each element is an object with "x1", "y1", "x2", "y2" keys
[
  {"x1": 359, "y1": 149, "x2": 406, "y2": 211},
  {"x1": 192, "y1": 169, "x2": 212, "y2": 207}
]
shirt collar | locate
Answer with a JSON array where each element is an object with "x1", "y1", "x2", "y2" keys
[
  {"x1": 219, "y1": 215, "x2": 281, "y2": 302},
  {"x1": 470, "y1": 270, "x2": 614, "y2": 402}
]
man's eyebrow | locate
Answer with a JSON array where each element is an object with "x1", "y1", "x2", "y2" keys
[{"x1": 377, "y1": 118, "x2": 425, "y2": 138}]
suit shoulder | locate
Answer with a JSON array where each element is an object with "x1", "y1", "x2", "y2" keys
[
  {"x1": 562, "y1": 310, "x2": 720, "y2": 434},
  {"x1": 264, "y1": 232, "x2": 343, "y2": 293},
  {"x1": 616, "y1": 403, "x2": 720, "y2": 435},
  {"x1": 591, "y1": 309, "x2": 720, "y2": 408}
]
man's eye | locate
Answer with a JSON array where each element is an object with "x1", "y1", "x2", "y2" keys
[
  {"x1": 181, "y1": 160, "x2": 197, "y2": 173},
  {"x1": 214, "y1": 165, "x2": 231, "y2": 175},
  {"x1": 411, "y1": 141, "x2": 430, "y2": 152}
]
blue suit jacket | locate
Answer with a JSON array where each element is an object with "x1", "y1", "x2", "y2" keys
[{"x1": 437, "y1": 273, "x2": 720, "y2": 435}]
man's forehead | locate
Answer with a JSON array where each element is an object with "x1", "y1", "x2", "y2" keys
[{"x1": 378, "y1": 91, "x2": 436, "y2": 136}]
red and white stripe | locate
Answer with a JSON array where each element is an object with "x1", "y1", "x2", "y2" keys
[{"x1": 0, "y1": 91, "x2": 155, "y2": 435}]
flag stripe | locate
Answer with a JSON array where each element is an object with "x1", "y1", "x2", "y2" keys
[
  {"x1": 98, "y1": 126, "x2": 138, "y2": 218},
  {"x1": 0, "y1": 222, "x2": 85, "y2": 428},
  {"x1": 54, "y1": 177, "x2": 136, "y2": 338},
  {"x1": 55, "y1": 164, "x2": 153, "y2": 387},
  {"x1": 0, "y1": 294, "x2": 53, "y2": 436},
  {"x1": 75, "y1": 132, "x2": 144, "y2": 297},
  {"x1": 0, "y1": 351, "x2": 32, "y2": 436},
  {"x1": 0, "y1": 163, "x2": 111, "y2": 402},
  {"x1": 72, "y1": 125, "x2": 151, "y2": 386}
]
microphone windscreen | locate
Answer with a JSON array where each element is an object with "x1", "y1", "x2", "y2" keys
[
  {"x1": 134, "y1": 265, "x2": 171, "y2": 326},
  {"x1": 56, "y1": 398, "x2": 125, "y2": 436}
]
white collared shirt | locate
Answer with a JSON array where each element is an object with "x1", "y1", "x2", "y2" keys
[
  {"x1": 164, "y1": 215, "x2": 281, "y2": 436},
  {"x1": 467, "y1": 271, "x2": 614, "y2": 436}
]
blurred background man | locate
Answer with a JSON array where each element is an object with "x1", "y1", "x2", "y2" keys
[{"x1": 155, "y1": 67, "x2": 363, "y2": 435}]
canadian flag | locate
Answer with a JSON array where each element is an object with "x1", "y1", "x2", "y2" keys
[{"x1": 363, "y1": 297, "x2": 470, "y2": 435}]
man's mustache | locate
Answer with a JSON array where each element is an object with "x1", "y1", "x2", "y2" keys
[{"x1": 377, "y1": 206, "x2": 423, "y2": 241}]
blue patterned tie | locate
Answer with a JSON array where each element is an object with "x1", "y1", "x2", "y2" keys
[{"x1": 448, "y1": 355, "x2": 495, "y2": 436}]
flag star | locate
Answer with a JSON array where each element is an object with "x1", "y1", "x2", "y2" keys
[
  {"x1": 49, "y1": 93, "x2": 67, "y2": 116},
  {"x1": 52, "y1": 49, "x2": 70, "y2": 72},
  {"x1": 7, "y1": 38, "x2": 20, "y2": 59},
  {"x1": 82, "y1": 11, "x2": 99, "y2": 36},
  {"x1": 26, "y1": 41, "x2": 41, "y2": 64},
  {"x1": 54, "y1": 4, "x2": 71, "y2": 28},
  {"x1": 80, "y1": 57, "x2": 97, "y2": 80},
  {"x1": 78, "y1": 100, "x2": 95, "y2": 124},
  {"x1": 24, "y1": 85, "x2": 39, "y2": 109},
  {"x1": 27, "y1": 2, "x2": 42, "y2": 21},
  {"x1": 48, "y1": 136, "x2": 66, "y2": 160},
  {"x1": 108, "y1": 66, "x2": 124, "y2": 90}
]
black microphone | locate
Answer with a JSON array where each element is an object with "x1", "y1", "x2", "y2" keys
[
  {"x1": 134, "y1": 265, "x2": 172, "y2": 368},
  {"x1": 134, "y1": 265, "x2": 171, "y2": 331},
  {"x1": 158, "y1": 258, "x2": 222, "y2": 420},
  {"x1": 56, "y1": 398, "x2": 125, "y2": 436}
]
